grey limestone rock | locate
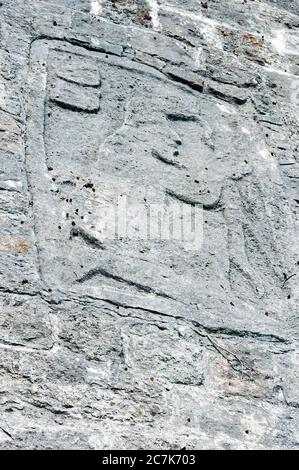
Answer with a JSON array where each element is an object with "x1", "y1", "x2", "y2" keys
[{"x1": 0, "y1": 0, "x2": 298, "y2": 450}]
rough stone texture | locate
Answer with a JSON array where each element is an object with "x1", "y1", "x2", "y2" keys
[{"x1": 0, "y1": 0, "x2": 298, "y2": 450}]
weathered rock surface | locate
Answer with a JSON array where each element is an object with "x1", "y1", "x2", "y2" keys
[{"x1": 0, "y1": 0, "x2": 298, "y2": 449}]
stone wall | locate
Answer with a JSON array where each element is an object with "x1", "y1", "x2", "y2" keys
[{"x1": 0, "y1": 0, "x2": 298, "y2": 449}]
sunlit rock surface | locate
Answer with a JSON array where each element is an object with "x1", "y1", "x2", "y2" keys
[{"x1": 0, "y1": 0, "x2": 298, "y2": 449}]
